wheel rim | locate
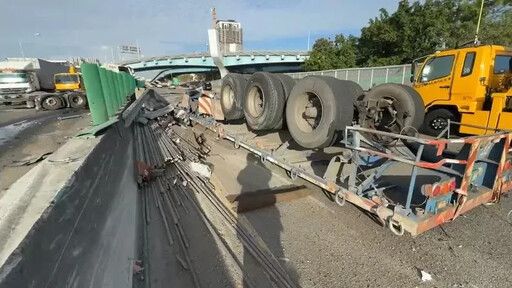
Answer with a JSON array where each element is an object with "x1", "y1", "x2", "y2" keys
[
  {"x1": 221, "y1": 85, "x2": 235, "y2": 109},
  {"x1": 45, "y1": 97, "x2": 57, "y2": 107},
  {"x1": 295, "y1": 92, "x2": 323, "y2": 133},
  {"x1": 374, "y1": 96, "x2": 404, "y2": 133},
  {"x1": 430, "y1": 117, "x2": 447, "y2": 130},
  {"x1": 246, "y1": 85, "x2": 264, "y2": 118},
  {"x1": 71, "y1": 96, "x2": 83, "y2": 105}
]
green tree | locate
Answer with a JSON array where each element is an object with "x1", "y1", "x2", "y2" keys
[
  {"x1": 305, "y1": 0, "x2": 512, "y2": 71},
  {"x1": 303, "y1": 35, "x2": 357, "y2": 71}
]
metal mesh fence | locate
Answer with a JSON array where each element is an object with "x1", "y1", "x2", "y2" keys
[{"x1": 287, "y1": 64, "x2": 411, "y2": 90}]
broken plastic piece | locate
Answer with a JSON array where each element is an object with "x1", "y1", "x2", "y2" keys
[
  {"x1": 189, "y1": 162, "x2": 212, "y2": 178},
  {"x1": 420, "y1": 270, "x2": 433, "y2": 282}
]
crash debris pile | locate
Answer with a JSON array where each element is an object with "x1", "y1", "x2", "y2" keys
[{"x1": 133, "y1": 115, "x2": 298, "y2": 287}]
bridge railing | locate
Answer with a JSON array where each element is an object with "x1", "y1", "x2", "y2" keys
[{"x1": 287, "y1": 64, "x2": 413, "y2": 90}]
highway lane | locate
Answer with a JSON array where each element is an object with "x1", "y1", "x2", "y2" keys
[{"x1": 0, "y1": 105, "x2": 90, "y2": 194}]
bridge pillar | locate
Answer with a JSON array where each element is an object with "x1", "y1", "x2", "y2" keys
[{"x1": 208, "y1": 29, "x2": 229, "y2": 78}]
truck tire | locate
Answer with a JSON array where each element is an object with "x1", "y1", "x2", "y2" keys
[
  {"x1": 347, "y1": 81, "x2": 365, "y2": 100},
  {"x1": 286, "y1": 76, "x2": 356, "y2": 149},
  {"x1": 421, "y1": 108, "x2": 457, "y2": 136},
  {"x1": 41, "y1": 95, "x2": 64, "y2": 110},
  {"x1": 273, "y1": 74, "x2": 296, "y2": 129},
  {"x1": 318, "y1": 76, "x2": 365, "y2": 100},
  {"x1": 220, "y1": 73, "x2": 247, "y2": 120},
  {"x1": 363, "y1": 83, "x2": 425, "y2": 133},
  {"x1": 68, "y1": 93, "x2": 88, "y2": 109},
  {"x1": 274, "y1": 74, "x2": 296, "y2": 100},
  {"x1": 244, "y1": 72, "x2": 286, "y2": 131}
]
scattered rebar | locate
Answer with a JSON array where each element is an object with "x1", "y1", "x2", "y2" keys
[{"x1": 134, "y1": 118, "x2": 297, "y2": 288}]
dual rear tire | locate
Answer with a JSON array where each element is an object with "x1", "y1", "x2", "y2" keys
[
  {"x1": 285, "y1": 76, "x2": 357, "y2": 148},
  {"x1": 68, "y1": 93, "x2": 88, "y2": 108},
  {"x1": 220, "y1": 73, "x2": 425, "y2": 149},
  {"x1": 286, "y1": 81, "x2": 425, "y2": 148},
  {"x1": 220, "y1": 72, "x2": 295, "y2": 130},
  {"x1": 220, "y1": 73, "x2": 247, "y2": 120},
  {"x1": 41, "y1": 95, "x2": 64, "y2": 110},
  {"x1": 243, "y1": 72, "x2": 286, "y2": 130}
]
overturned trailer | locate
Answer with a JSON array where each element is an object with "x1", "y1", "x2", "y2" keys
[
  {"x1": 173, "y1": 72, "x2": 512, "y2": 236},
  {"x1": 187, "y1": 115, "x2": 512, "y2": 236}
]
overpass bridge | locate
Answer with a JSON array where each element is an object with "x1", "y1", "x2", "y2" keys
[{"x1": 122, "y1": 51, "x2": 309, "y2": 78}]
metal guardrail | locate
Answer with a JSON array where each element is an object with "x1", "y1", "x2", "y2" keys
[{"x1": 287, "y1": 64, "x2": 412, "y2": 90}]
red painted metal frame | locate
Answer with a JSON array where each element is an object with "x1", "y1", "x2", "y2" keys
[
  {"x1": 344, "y1": 127, "x2": 512, "y2": 236},
  {"x1": 191, "y1": 115, "x2": 512, "y2": 236}
]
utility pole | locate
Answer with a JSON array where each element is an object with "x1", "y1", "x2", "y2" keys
[
  {"x1": 18, "y1": 40, "x2": 25, "y2": 58},
  {"x1": 475, "y1": 0, "x2": 485, "y2": 44},
  {"x1": 110, "y1": 47, "x2": 115, "y2": 63},
  {"x1": 307, "y1": 30, "x2": 311, "y2": 51},
  {"x1": 136, "y1": 39, "x2": 141, "y2": 60},
  {"x1": 18, "y1": 33, "x2": 40, "y2": 58}
]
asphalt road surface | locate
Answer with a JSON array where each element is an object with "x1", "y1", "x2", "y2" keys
[
  {"x1": 0, "y1": 105, "x2": 90, "y2": 194},
  {"x1": 200, "y1": 126, "x2": 512, "y2": 288}
]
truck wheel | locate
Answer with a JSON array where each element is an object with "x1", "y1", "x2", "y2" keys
[
  {"x1": 286, "y1": 76, "x2": 356, "y2": 149},
  {"x1": 244, "y1": 72, "x2": 286, "y2": 131},
  {"x1": 69, "y1": 93, "x2": 88, "y2": 108},
  {"x1": 220, "y1": 73, "x2": 247, "y2": 120},
  {"x1": 347, "y1": 81, "x2": 364, "y2": 100},
  {"x1": 3, "y1": 102, "x2": 12, "y2": 106},
  {"x1": 274, "y1": 74, "x2": 296, "y2": 100},
  {"x1": 421, "y1": 108, "x2": 457, "y2": 136},
  {"x1": 272, "y1": 74, "x2": 296, "y2": 129},
  {"x1": 363, "y1": 83, "x2": 425, "y2": 134},
  {"x1": 41, "y1": 95, "x2": 64, "y2": 110},
  {"x1": 318, "y1": 76, "x2": 364, "y2": 100}
]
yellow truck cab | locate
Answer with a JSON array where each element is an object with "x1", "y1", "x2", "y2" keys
[
  {"x1": 54, "y1": 66, "x2": 81, "y2": 91},
  {"x1": 413, "y1": 45, "x2": 512, "y2": 135}
]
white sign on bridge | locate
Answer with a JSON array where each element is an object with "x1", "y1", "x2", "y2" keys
[{"x1": 118, "y1": 45, "x2": 142, "y2": 55}]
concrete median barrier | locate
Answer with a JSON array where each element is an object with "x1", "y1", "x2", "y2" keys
[{"x1": 0, "y1": 123, "x2": 139, "y2": 287}]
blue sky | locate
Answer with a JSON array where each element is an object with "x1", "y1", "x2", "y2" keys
[{"x1": 0, "y1": 0, "x2": 401, "y2": 61}]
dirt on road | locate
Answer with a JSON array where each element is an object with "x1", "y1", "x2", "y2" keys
[{"x1": 0, "y1": 105, "x2": 91, "y2": 194}]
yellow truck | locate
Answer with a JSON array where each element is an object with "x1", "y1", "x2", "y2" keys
[
  {"x1": 412, "y1": 45, "x2": 512, "y2": 135},
  {"x1": 54, "y1": 66, "x2": 81, "y2": 91},
  {"x1": 31, "y1": 66, "x2": 88, "y2": 110}
]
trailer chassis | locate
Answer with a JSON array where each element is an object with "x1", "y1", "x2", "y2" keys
[{"x1": 191, "y1": 116, "x2": 512, "y2": 236}]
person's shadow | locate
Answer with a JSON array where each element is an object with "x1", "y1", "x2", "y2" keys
[{"x1": 235, "y1": 153, "x2": 299, "y2": 287}]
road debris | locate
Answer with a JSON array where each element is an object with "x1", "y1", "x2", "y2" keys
[
  {"x1": 57, "y1": 114, "x2": 82, "y2": 121},
  {"x1": 134, "y1": 116, "x2": 298, "y2": 288},
  {"x1": 420, "y1": 270, "x2": 433, "y2": 282},
  {"x1": 189, "y1": 162, "x2": 212, "y2": 178},
  {"x1": 141, "y1": 105, "x2": 173, "y2": 120},
  {"x1": 7, "y1": 151, "x2": 53, "y2": 167},
  {"x1": 133, "y1": 260, "x2": 144, "y2": 274}
]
